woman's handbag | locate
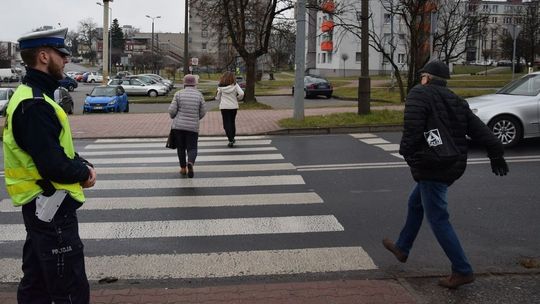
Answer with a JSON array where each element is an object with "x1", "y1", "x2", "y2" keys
[
  {"x1": 410, "y1": 90, "x2": 460, "y2": 169},
  {"x1": 166, "y1": 129, "x2": 177, "y2": 149}
]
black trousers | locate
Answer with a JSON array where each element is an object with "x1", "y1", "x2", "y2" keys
[
  {"x1": 220, "y1": 109, "x2": 237, "y2": 142},
  {"x1": 173, "y1": 129, "x2": 199, "y2": 167},
  {"x1": 18, "y1": 196, "x2": 89, "y2": 304}
]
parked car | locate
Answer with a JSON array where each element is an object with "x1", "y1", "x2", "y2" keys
[
  {"x1": 128, "y1": 75, "x2": 170, "y2": 92},
  {"x1": 84, "y1": 85, "x2": 129, "y2": 113},
  {"x1": 74, "y1": 72, "x2": 86, "y2": 82},
  {"x1": 0, "y1": 87, "x2": 15, "y2": 116},
  {"x1": 235, "y1": 76, "x2": 246, "y2": 89},
  {"x1": 467, "y1": 71, "x2": 540, "y2": 147},
  {"x1": 108, "y1": 78, "x2": 168, "y2": 97},
  {"x1": 139, "y1": 73, "x2": 174, "y2": 89},
  {"x1": 54, "y1": 86, "x2": 74, "y2": 114},
  {"x1": 86, "y1": 72, "x2": 103, "y2": 83},
  {"x1": 59, "y1": 73, "x2": 78, "y2": 92},
  {"x1": 0, "y1": 68, "x2": 20, "y2": 83},
  {"x1": 291, "y1": 75, "x2": 333, "y2": 98}
]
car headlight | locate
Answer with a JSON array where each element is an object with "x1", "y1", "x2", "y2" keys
[
  {"x1": 108, "y1": 99, "x2": 117, "y2": 105},
  {"x1": 84, "y1": 100, "x2": 89, "y2": 105}
]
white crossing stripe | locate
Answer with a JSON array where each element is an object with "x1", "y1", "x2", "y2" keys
[
  {"x1": 81, "y1": 147, "x2": 277, "y2": 156},
  {"x1": 391, "y1": 153, "x2": 404, "y2": 159},
  {"x1": 88, "y1": 154, "x2": 284, "y2": 164},
  {"x1": 360, "y1": 138, "x2": 390, "y2": 145},
  {"x1": 375, "y1": 144, "x2": 400, "y2": 151},
  {"x1": 93, "y1": 163, "x2": 296, "y2": 174},
  {"x1": 0, "y1": 246, "x2": 377, "y2": 282},
  {"x1": 0, "y1": 215, "x2": 343, "y2": 241},
  {"x1": 93, "y1": 136, "x2": 269, "y2": 143},
  {"x1": 85, "y1": 140, "x2": 272, "y2": 150},
  {"x1": 92, "y1": 175, "x2": 305, "y2": 190},
  {"x1": 0, "y1": 192, "x2": 323, "y2": 212},
  {"x1": 349, "y1": 133, "x2": 377, "y2": 139}
]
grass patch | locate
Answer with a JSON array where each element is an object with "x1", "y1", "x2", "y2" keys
[
  {"x1": 279, "y1": 110, "x2": 403, "y2": 128},
  {"x1": 239, "y1": 101, "x2": 273, "y2": 110}
]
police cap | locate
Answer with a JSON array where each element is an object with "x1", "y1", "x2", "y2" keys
[{"x1": 18, "y1": 27, "x2": 71, "y2": 56}]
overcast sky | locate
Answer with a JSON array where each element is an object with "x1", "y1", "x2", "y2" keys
[{"x1": 0, "y1": 0, "x2": 186, "y2": 42}]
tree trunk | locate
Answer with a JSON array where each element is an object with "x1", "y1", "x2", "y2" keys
[{"x1": 244, "y1": 55, "x2": 257, "y2": 103}]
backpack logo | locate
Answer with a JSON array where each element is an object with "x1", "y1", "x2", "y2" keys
[{"x1": 424, "y1": 129, "x2": 443, "y2": 147}]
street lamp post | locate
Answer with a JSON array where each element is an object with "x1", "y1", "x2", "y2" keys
[
  {"x1": 97, "y1": 2, "x2": 112, "y2": 76},
  {"x1": 97, "y1": 0, "x2": 112, "y2": 84},
  {"x1": 146, "y1": 15, "x2": 161, "y2": 74}
]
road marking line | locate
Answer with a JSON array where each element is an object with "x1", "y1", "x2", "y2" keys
[
  {"x1": 375, "y1": 144, "x2": 400, "y2": 151},
  {"x1": 87, "y1": 154, "x2": 284, "y2": 164},
  {"x1": 91, "y1": 163, "x2": 296, "y2": 174},
  {"x1": 91, "y1": 175, "x2": 305, "y2": 190},
  {"x1": 0, "y1": 246, "x2": 377, "y2": 282},
  {"x1": 85, "y1": 140, "x2": 272, "y2": 149},
  {"x1": 93, "y1": 136, "x2": 269, "y2": 143},
  {"x1": 360, "y1": 138, "x2": 390, "y2": 145},
  {"x1": 349, "y1": 133, "x2": 377, "y2": 139},
  {"x1": 81, "y1": 146, "x2": 277, "y2": 156},
  {"x1": 0, "y1": 215, "x2": 343, "y2": 241},
  {"x1": 0, "y1": 192, "x2": 323, "y2": 212}
]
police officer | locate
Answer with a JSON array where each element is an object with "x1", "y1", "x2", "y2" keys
[{"x1": 3, "y1": 28, "x2": 96, "y2": 303}]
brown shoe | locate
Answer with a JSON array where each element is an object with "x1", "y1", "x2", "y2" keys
[
  {"x1": 438, "y1": 273, "x2": 475, "y2": 289},
  {"x1": 180, "y1": 167, "x2": 187, "y2": 176},
  {"x1": 382, "y1": 238, "x2": 408, "y2": 263}
]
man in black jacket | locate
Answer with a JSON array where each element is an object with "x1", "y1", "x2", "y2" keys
[
  {"x1": 4, "y1": 27, "x2": 96, "y2": 303},
  {"x1": 382, "y1": 60, "x2": 509, "y2": 289}
]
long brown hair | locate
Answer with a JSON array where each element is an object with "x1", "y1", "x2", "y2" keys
[{"x1": 218, "y1": 71, "x2": 236, "y2": 87}]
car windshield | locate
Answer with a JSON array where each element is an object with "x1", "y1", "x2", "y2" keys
[
  {"x1": 305, "y1": 76, "x2": 327, "y2": 84},
  {"x1": 90, "y1": 87, "x2": 117, "y2": 97},
  {"x1": 497, "y1": 74, "x2": 540, "y2": 96},
  {"x1": 0, "y1": 90, "x2": 7, "y2": 100}
]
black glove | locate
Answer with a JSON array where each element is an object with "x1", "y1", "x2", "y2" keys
[{"x1": 490, "y1": 157, "x2": 509, "y2": 176}]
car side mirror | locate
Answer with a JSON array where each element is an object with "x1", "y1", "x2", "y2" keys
[{"x1": 86, "y1": 93, "x2": 89, "y2": 96}]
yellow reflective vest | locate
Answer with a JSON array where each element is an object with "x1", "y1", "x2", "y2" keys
[{"x1": 3, "y1": 84, "x2": 85, "y2": 206}]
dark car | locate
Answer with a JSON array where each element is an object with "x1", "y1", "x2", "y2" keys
[
  {"x1": 292, "y1": 75, "x2": 333, "y2": 98},
  {"x1": 84, "y1": 85, "x2": 129, "y2": 113},
  {"x1": 59, "y1": 74, "x2": 78, "y2": 92},
  {"x1": 235, "y1": 76, "x2": 246, "y2": 89}
]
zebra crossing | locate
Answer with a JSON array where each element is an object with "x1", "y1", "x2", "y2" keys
[
  {"x1": 350, "y1": 133, "x2": 403, "y2": 159},
  {"x1": 0, "y1": 135, "x2": 377, "y2": 282}
]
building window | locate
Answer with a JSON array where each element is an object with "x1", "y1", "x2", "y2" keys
[
  {"x1": 202, "y1": 43, "x2": 207, "y2": 50},
  {"x1": 482, "y1": 4, "x2": 489, "y2": 12},
  {"x1": 328, "y1": 52, "x2": 332, "y2": 63},
  {"x1": 322, "y1": 53, "x2": 327, "y2": 63},
  {"x1": 202, "y1": 30, "x2": 208, "y2": 38},
  {"x1": 491, "y1": 17, "x2": 497, "y2": 23},
  {"x1": 384, "y1": 13, "x2": 391, "y2": 24},
  {"x1": 317, "y1": 53, "x2": 320, "y2": 63},
  {"x1": 356, "y1": 11, "x2": 361, "y2": 22},
  {"x1": 355, "y1": 52, "x2": 361, "y2": 62},
  {"x1": 398, "y1": 53, "x2": 405, "y2": 64},
  {"x1": 399, "y1": 34, "x2": 405, "y2": 41},
  {"x1": 492, "y1": 5, "x2": 498, "y2": 13}
]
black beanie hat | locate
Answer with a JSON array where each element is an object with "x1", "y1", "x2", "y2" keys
[{"x1": 419, "y1": 60, "x2": 450, "y2": 79}]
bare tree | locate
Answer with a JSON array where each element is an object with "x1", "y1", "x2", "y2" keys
[
  {"x1": 66, "y1": 30, "x2": 80, "y2": 57},
  {"x1": 78, "y1": 18, "x2": 98, "y2": 64},
  {"x1": 199, "y1": 53, "x2": 216, "y2": 77},
  {"x1": 191, "y1": 0, "x2": 295, "y2": 102}
]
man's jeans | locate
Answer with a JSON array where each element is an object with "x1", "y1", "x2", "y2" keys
[{"x1": 395, "y1": 181, "x2": 473, "y2": 275}]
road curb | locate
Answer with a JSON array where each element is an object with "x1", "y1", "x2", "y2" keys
[{"x1": 266, "y1": 124, "x2": 403, "y2": 135}]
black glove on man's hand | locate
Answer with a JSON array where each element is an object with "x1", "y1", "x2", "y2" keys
[{"x1": 490, "y1": 157, "x2": 509, "y2": 176}]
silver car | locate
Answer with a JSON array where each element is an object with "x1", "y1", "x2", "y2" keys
[
  {"x1": 108, "y1": 78, "x2": 168, "y2": 97},
  {"x1": 467, "y1": 72, "x2": 540, "y2": 147},
  {"x1": 0, "y1": 87, "x2": 14, "y2": 116}
]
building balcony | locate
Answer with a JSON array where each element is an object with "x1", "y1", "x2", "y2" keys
[
  {"x1": 321, "y1": 40, "x2": 333, "y2": 52},
  {"x1": 321, "y1": 20, "x2": 334, "y2": 32},
  {"x1": 321, "y1": 1, "x2": 335, "y2": 13}
]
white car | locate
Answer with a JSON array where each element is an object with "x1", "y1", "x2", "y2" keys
[
  {"x1": 108, "y1": 78, "x2": 168, "y2": 97},
  {"x1": 467, "y1": 72, "x2": 540, "y2": 147},
  {"x1": 0, "y1": 87, "x2": 15, "y2": 116},
  {"x1": 86, "y1": 72, "x2": 103, "y2": 83}
]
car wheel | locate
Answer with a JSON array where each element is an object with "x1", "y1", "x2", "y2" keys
[
  {"x1": 68, "y1": 85, "x2": 75, "y2": 92},
  {"x1": 3, "y1": 77, "x2": 8, "y2": 83},
  {"x1": 90, "y1": 79, "x2": 95, "y2": 83},
  {"x1": 148, "y1": 90, "x2": 158, "y2": 97},
  {"x1": 488, "y1": 115, "x2": 523, "y2": 148},
  {"x1": 123, "y1": 102, "x2": 129, "y2": 113}
]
